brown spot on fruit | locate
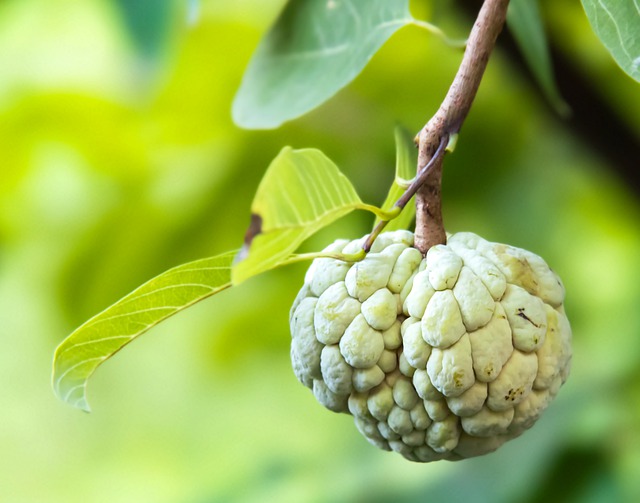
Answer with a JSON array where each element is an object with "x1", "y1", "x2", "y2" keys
[{"x1": 516, "y1": 308, "x2": 541, "y2": 328}]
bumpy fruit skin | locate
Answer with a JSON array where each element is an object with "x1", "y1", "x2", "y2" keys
[{"x1": 290, "y1": 231, "x2": 572, "y2": 462}]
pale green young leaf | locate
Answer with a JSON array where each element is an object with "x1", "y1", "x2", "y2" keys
[
  {"x1": 581, "y1": 0, "x2": 640, "y2": 82},
  {"x1": 507, "y1": 0, "x2": 569, "y2": 114},
  {"x1": 232, "y1": 0, "x2": 412, "y2": 129},
  {"x1": 52, "y1": 251, "x2": 236, "y2": 411},
  {"x1": 374, "y1": 126, "x2": 417, "y2": 232},
  {"x1": 233, "y1": 147, "x2": 368, "y2": 283}
]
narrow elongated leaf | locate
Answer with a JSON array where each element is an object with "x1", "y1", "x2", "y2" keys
[
  {"x1": 232, "y1": 0, "x2": 413, "y2": 129},
  {"x1": 52, "y1": 251, "x2": 236, "y2": 411},
  {"x1": 582, "y1": 0, "x2": 640, "y2": 82},
  {"x1": 233, "y1": 147, "x2": 367, "y2": 283},
  {"x1": 507, "y1": 0, "x2": 569, "y2": 114},
  {"x1": 374, "y1": 126, "x2": 417, "y2": 232}
]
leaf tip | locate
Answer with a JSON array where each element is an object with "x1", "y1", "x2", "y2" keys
[
  {"x1": 231, "y1": 92, "x2": 285, "y2": 130},
  {"x1": 51, "y1": 331, "x2": 100, "y2": 413},
  {"x1": 554, "y1": 99, "x2": 572, "y2": 119},
  {"x1": 51, "y1": 367, "x2": 93, "y2": 413},
  {"x1": 75, "y1": 398, "x2": 92, "y2": 414}
]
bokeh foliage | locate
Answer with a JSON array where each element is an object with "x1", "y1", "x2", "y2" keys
[{"x1": 1, "y1": 0, "x2": 639, "y2": 502}]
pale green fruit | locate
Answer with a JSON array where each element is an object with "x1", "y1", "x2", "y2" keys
[{"x1": 290, "y1": 231, "x2": 572, "y2": 462}]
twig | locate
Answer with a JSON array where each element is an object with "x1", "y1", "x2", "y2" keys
[
  {"x1": 414, "y1": 0, "x2": 510, "y2": 254},
  {"x1": 362, "y1": 135, "x2": 449, "y2": 253}
]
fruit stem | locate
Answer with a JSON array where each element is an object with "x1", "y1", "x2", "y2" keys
[
  {"x1": 362, "y1": 135, "x2": 448, "y2": 253},
  {"x1": 414, "y1": 0, "x2": 510, "y2": 254}
]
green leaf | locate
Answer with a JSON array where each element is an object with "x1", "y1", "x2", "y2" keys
[
  {"x1": 581, "y1": 0, "x2": 640, "y2": 82},
  {"x1": 233, "y1": 147, "x2": 368, "y2": 283},
  {"x1": 52, "y1": 251, "x2": 236, "y2": 411},
  {"x1": 374, "y1": 126, "x2": 417, "y2": 232},
  {"x1": 232, "y1": 0, "x2": 413, "y2": 129},
  {"x1": 507, "y1": 0, "x2": 569, "y2": 115}
]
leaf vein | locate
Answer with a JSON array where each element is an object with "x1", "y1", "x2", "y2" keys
[
  {"x1": 55, "y1": 356, "x2": 108, "y2": 393},
  {"x1": 85, "y1": 306, "x2": 181, "y2": 327},
  {"x1": 57, "y1": 335, "x2": 133, "y2": 356},
  {"x1": 117, "y1": 283, "x2": 217, "y2": 306},
  {"x1": 596, "y1": 0, "x2": 633, "y2": 62}
]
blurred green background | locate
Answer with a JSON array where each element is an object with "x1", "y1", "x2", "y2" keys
[{"x1": 1, "y1": 0, "x2": 639, "y2": 502}]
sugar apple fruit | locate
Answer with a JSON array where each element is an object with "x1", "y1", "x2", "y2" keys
[{"x1": 290, "y1": 230, "x2": 572, "y2": 462}]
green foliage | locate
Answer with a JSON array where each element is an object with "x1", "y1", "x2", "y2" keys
[
  {"x1": 374, "y1": 126, "x2": 417, "y2": 232},
  {"x1": 113, "y1": 0, "x2": 173, "y2": 60},
  {"x1": 232, "y1": 147, "x2": 371, "y2": 283},
  {"x1": 52, "y1": 143, "x2": 394, "y2": 407},
  {"x1": 581, "y1": 0, "x2": 640, "y2": 82},
  {"x1": 48, "y1": 0, "x2": 640, "y2": 429},
  {"x1": 55, "y1": 0, "x2": 632, "y2": 416},
  {"x1": 52, "y1": 251, "x2": 236, "y2": 411},
  {"x1": 232, "y1": 0, "x2": 412, "y2": 129},
  {"x1": 3, "y1": 0, "x2": 637, "y2": 500},
  {"x1": 507, "y1": 0, "x2": 568, "y2": 114}
]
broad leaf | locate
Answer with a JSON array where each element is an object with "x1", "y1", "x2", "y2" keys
[
  {"x1": 53, "y1": 251, "x2": 236, "y2": 411},
  {"x1": 233, "y1": 147, "x2": 367, "y2": 283},
  {"x1": 232, "y1": 0, "x2": 413, "y2": 129},
  {"x1": 581, "y1": 0, "x2": 640, "y2": 82},
  {"x1": 507, "y1": 0, "x2": 569, "y2": 114},
  {"x1": 375, "y1": 126, "x2": 417, "y2": 232}
]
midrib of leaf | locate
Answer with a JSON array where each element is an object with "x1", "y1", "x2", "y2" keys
[{"x1": 269, "y1": 44, "x2": 350, "y2": 61}]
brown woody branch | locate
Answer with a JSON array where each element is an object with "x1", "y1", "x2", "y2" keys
[{"x1": 414, "y1": 0, "x2": 510, "y2": 254}]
